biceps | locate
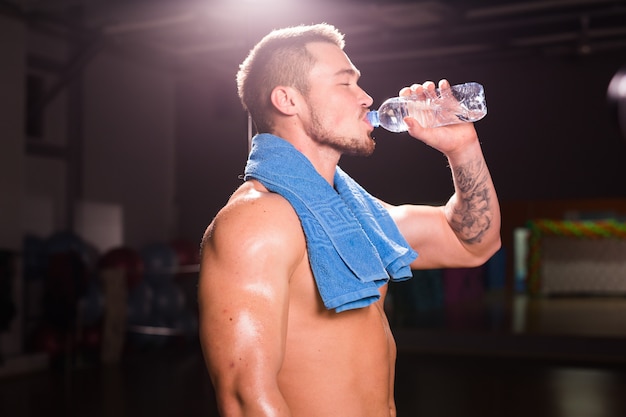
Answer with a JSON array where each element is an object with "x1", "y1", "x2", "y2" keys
[
  {"x1": 388, "y1": 204, "x2": 471, "y2": 269},
  {"x1": 198, "y1": 256, "x2": 289, "y2": 392},
  {"x1": 389, "y1": 204, "x2": 448, "y2": 247}
]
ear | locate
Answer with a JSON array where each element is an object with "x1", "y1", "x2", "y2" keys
[{"x1": 270, "y1": 86, "x2": 301, "y2": 116}]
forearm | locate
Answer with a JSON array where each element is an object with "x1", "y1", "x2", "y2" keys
[
  {"x1": 397, "y1": 80, "x2": 501, "y2": 266},
  {"x1": 444, "y1": 141, "x2": 501, "y2": 254}
]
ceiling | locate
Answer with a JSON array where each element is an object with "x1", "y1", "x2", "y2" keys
[{"x1": 3, "y1": 0, "x2": 626, "y2": 75}]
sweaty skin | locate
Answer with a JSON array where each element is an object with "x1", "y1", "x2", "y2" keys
[
  {"x1": 199, "y1": 179, "x2": 398, "y2": 417},
  {"x1": 199, "y1": 39, "x2": 501, "y2": 417}
]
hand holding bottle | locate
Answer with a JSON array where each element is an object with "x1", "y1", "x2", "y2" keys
[
  {"x1": 368, "y1": 79, "x2": 487, "y2": 131},
  {"x1": 400, "y1": 79, "x2": 484, "y2": 157}
]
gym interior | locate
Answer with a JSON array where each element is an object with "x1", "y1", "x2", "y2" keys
[{"x1": 1, "y1": 1, "x2": 626, "y2": 416}]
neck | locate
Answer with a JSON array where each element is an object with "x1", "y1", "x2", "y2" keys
[{"x1": 269, "y1": 130, "x2": 340, "y2": 186}]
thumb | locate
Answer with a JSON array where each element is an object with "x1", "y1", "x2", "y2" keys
[
  {"x1": 404, "y1": 116, "x2": 425, "y2": 136},
  {"x1": 404, "y1": 116, "x2": 418, "y2": 130}
]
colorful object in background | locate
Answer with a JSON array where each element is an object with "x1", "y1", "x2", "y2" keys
[
  {"x1": 514, "y1": 227, "x2": 530, "y2": 293},
  {"x1": 46, "y1": 230, "x2": 99, "y2": 271},
  {"x1": 528, "y1": 218, "x2": 626, "y2": 239},
  {"x1": 24, "y1": 234, "x2": 200, "y2": 357},
  {"x1": 526, "y1": 219, "x2": 626, "y2": 295},
  {"x1": 122, "y1": 241, "x2": 199, "y2": 350},
  {"x1": 169, "y1": 239, "x2": 200, "y2": 268},
  {"x1": 98, "y1": 246, "x2": 144, "y2": 289}
]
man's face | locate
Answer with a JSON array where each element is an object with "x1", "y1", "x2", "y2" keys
[{"x1": 301, "y1": 42, "x2": 375, "y2": 157}]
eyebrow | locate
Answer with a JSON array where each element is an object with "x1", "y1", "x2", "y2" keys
[{"x1": 334, "y1": 68, "x2": 361, "y2": 78}]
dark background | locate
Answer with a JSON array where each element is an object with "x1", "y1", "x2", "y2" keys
[
  {"x1": 172, "y1": 0, "x2": 626, "y2": 242},
  {"x1": 6, "y1": 0, "x2": 626, "y2": 244}
]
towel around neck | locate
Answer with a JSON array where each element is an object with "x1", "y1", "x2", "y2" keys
[{"x1": 244, "y1": 133, "x2": 417, "y2": 312}]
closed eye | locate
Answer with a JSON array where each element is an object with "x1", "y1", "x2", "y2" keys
[{"x1": 334, "y1": 68, "x2": 361, "y2": 86}]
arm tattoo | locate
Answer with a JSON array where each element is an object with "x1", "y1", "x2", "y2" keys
[{"x1": 449, "y1": 159, "x2": 493, "y2": 245}]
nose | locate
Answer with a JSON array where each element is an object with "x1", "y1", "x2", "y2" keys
[{"x1": 360, "y1": 86, "x2": 374, "y2": 108}]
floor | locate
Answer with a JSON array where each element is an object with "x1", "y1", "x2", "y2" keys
[
  {"x1": 1, "y1": 293, "x2": 626, "y2": 417},
  {"x1": 394, "y1": 354, "x2": 626, "y2": 417}
]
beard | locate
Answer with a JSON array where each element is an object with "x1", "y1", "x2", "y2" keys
[{"x1": 306, "y1": 105, "x2": 376, "y2": 157}]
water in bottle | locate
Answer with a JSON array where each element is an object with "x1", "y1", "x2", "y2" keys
[{"x1": 367, "y1": 82, "x2": 487, "y2": 132}]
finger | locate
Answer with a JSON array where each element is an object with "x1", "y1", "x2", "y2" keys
[
  {"x1": 399, "y1": 86, "x2": 412, "y2": 97},
  {"x1": 410, "y1": 83, "x2": 423, "y2": 94},
  {"x1": 422, "y1": 81, "x2": 438, "y2": 98},
  {"x1": 399, "y1": 83, "x2": 423, "y2": 97}
]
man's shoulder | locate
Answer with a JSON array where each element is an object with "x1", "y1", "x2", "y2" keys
[
  {"x1": 224, "y1": 180, "x2": 297, "y2": 219},
  {"x1": 204, "y1": 180, "x2": 304, "y2": 253}
]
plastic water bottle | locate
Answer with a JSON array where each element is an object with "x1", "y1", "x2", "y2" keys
[{"x1": 367, "y1": 82, "x2": 487, "y2": 132}]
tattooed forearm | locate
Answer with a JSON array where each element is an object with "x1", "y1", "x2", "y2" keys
[{"x1": 448, "y1": 158, "x2": 493, "y2": 244}]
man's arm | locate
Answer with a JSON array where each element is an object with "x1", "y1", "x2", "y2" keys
[
  {"x1": 198, "y1": 185, "x2": 305, "y2": 417},
  {"x1": 386, "y1": 79, "x2": 501, "y2": 270}
]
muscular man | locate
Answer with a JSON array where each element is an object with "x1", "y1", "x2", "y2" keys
[{"x1": 198, "y1": 23, "x2": 501, "y2": 417}]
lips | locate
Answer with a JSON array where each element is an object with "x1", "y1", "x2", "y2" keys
[{"x1": 363, "y1": 111, "x2": 374, "y2": 128}]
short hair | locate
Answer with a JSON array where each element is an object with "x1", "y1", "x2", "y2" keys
[{"x1": 236, "y1": 23, "x2": 345, "y2": 133}]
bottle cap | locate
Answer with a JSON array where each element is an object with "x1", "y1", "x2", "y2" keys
[{"x1": 366, "y1": 111, "x2": 380, "y2": 127}]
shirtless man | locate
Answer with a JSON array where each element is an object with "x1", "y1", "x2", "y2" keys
[{"x1": 198, "y1": 23, "x2": 501, "y2": 417}]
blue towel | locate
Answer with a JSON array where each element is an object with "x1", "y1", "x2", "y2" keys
[{"x1": 244, "y1": 134, "x2": 418, "y2": 312}]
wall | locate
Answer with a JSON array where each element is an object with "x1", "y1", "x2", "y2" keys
[
  {"x1": 83, "y1": 52, "x2": 177, "y2": 248},
  {"x1": 175, "y1": 71, "x2": 248, "y2": 244},
  {"x1": 23, "y1": 29, "x2": 70, "y2": 236},
  {"x1": 17, "y1": 30, "x2": 177, "y2": 250},
  {"x1": 0, "y1": 15, "x2": 25, "y2": 356},
  {"x1": 0, "y1": 13, "x2": 178, "y2": 357},
  {"x1": 0, "y1": 16, "x2": 25, "y2": 250}
]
